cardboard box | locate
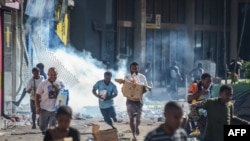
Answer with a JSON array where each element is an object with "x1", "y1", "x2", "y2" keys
[
  {"x1": 53, "y1": 137, "x2": 73, "y2": 141},
  {"x1": 121, "y1": 81, "x2": 144, "y2": 101},
  {"x1": 92, "y1": 125, "x2": 119, "y2": 141}
]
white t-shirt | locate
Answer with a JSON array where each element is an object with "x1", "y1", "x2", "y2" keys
[
  {"x1": 124, "y1": 73, "x2": 148, "y2": 86},
  {"x1": 26, "y1": 76, "x2": 44, "y2": 100},
  {"x1": 36, "y1": 79, "x2": 65, "y2": 111}
]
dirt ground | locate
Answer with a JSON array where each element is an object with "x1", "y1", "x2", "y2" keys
[
  {"x1": 0, "y1": 87, "x2": 193, "y2": 141},
  {"x1": 0, "y1": 118, "x2": 162, "y2": 141}
]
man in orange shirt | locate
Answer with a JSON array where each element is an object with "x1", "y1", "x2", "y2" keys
[
  {"x1": 187, "y1": 73, "x2": 213, "y2": 104},
  {"x1": 185, "y1": 73, "x2": 213, "y2": 138}
]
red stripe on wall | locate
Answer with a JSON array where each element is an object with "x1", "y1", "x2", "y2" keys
[{"x1": 0, "y1": 10, "x2": 2, "y2": 115}]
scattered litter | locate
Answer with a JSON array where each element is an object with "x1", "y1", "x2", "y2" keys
[
  {"x1": 86, "y1": 137, "x2": 94, "y2": 141},
  {"x1": 0, "y1": 131, "x2": 12, "y2": 136},
  {"x1": 157, "y1": 117, "x2": 164, "y2": 122},
  {"x1": 123, "y1": 130, "x2": 132, "y2": 133},
  {"x1": 119, "y1": 137, "x2": 130, "y2": 141},
  {"x1": 86, "y1": 123, "x2": 96, "y2": 126},
  {"x1": 118, "y1": 133, "x2": 124, "y2": 137},
  {"x1": 117, "y1": 119, "x2": 123, "y2": 123}
]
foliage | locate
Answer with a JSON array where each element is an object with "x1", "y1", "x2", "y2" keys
[
  {"x1": 240, "y1": 79, "x2": 250, "y2": 83},
  {"x1": 241, "y1": 61, "x2": 250, "y2": 79},
  {"x1": 212, "y1": 81, "x2": 250, "y2": 98}
]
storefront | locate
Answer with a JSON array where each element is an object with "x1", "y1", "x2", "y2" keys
[{"x1": 0, "y1": 0, "x2": 21, "y2": 116}]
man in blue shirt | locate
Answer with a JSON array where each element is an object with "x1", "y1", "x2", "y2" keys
[
  {"x1": 92, "y1": 71, "x2": 118, "y2": 129},
  {"x1": 36, "y1": 63, "x2": 48, "y2": 79}
]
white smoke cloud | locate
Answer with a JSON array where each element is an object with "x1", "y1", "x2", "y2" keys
[
  {"x1": 52, "y1": 46, "x2": 128, "y2": 112},
  {"x1": 24, "y1": 0, "x2": 128, "y2": 113}
]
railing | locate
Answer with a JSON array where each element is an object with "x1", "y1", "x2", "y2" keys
[{"x1": 29, "y1": 25, "x2": 79, "y2": 88}]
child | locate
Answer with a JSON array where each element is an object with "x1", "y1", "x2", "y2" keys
[
  {"x1": 190, "y1": 84, "x2": 250, "y2": 141},
  {"x1": 43, "y1": 106, "x2": 80, "y2": 141},
  {"x1": 144, "y1": 101, "x2": 187, "y2": 141}
]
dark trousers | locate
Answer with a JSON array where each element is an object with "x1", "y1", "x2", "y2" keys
[
  {"x1": 100, "y1": 106, "x2": 116, "y2": 126},
  {"x1": 30, "y1": 100, "x2": 36, "y2": 127},
  {"x1": 170, "y1": 78, "x2": 178, "y2": 92}
]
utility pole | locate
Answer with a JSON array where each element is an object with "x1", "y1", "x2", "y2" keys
[{"x1": 223, "y1": 0, "x2": 228, "y2": 84}]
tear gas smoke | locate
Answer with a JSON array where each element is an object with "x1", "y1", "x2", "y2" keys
[
  {"x1": 24, "y1": 0, "x2": 128, "y2": 113},
  {"x1": 53, "y1": 47, "x2": 128, "y2": 112}
]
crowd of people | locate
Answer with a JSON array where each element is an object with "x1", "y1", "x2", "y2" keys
[{"x1": 10, "y1": 61, "x2": 250, "y2": 141}]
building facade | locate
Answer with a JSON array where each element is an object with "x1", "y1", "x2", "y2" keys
[
  {"x1": 70, "y1": 0, "x2": 249, "y2": 82},
  {"x1": 0, "y1": 0, "x2": 23, "y2": 117},
  {"x1": 0, "y1": 0, "x2": 74, "y2": 117}
]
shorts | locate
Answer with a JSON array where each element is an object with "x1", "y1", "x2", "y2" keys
[{"x1": 126, "y1": 99, "x2": 142, "y2": 119}]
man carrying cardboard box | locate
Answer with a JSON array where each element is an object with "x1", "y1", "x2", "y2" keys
[{"x1": 124, "y1": 62, "x2": 149, "y2": 139}]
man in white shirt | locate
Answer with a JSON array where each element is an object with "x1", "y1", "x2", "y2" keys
[
  {"x1": 35, "y1": 67, "x2": 65, "y2": 134},
  {"x1": 124, "y1": 62, "x2": 148, "y2": 138}
]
